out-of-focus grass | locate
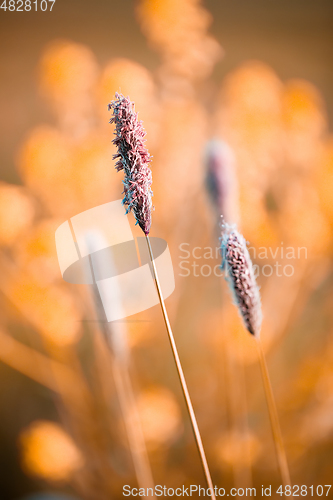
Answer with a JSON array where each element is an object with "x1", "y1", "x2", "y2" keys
[{"x1": 0, "y1": 0, "x2": 333, "y2": 498}]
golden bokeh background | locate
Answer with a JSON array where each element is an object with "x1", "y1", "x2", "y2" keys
[{"x1": 0, "y1": 0, "x2": 333, "y2": 498}]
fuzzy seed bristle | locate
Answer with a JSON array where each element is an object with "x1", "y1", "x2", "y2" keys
[
  {"x1": 108, "y1": 93, "x2": 153, "y2": 235},
  {"x1": 221, "y1": 225, "x2": 262, "y2": 337}
]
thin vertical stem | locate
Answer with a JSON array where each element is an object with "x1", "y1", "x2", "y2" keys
[
  {"x1": 256, "y1": 339, "x2": 291, "y2": 487},
  {"x1": 219, "y1": 280, "x2": 253, "y2": 490},
  {"x1": 146, "y1": 235, "x2": 216, "y2": 500},
  {"x1": 90, "y1": 297, "x2": 156, "y2": 498},
  {"x1": 237, "y1": 344, "x2": 253, "y2": 488},
  {"x1": 86, "y1": 252, "x2": 156, "y2": 498},
  {"x1": 111, "y1": 352, "x2": 156, "y2": 498}
]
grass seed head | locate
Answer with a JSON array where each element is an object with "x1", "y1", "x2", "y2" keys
[
  {"x1": 221, "y1": 224, "x2": 262, "y2": 337},
  {"x1": 108, "y1": 93, "x2": 153, "y2": 235}
]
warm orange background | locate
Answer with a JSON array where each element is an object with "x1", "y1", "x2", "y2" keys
[{"x1": 0, "y1": 1, "x2": 333, "y2": 499}]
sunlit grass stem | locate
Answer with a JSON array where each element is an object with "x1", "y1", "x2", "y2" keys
[
  {"x1": 87, "y1": 258, "x2": 156, "y2": 498},
  {"x1": 146, "y1": 235, "x2": 216, "y2": 500},
  {"x1": 256, "y1": 339, "x2": 291, "y2": 487}
]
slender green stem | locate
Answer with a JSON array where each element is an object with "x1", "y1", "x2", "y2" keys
[
  {"x1": 256, "y1": 339, "x2": 291, "y2": 487},
  {"x1": 146, "y1": 235, "x2": 216, "y2": 500}
]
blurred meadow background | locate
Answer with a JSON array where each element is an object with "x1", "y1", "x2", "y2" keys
[{"x1": 1, "y1": 0, "x2": 333, "y2": 498}]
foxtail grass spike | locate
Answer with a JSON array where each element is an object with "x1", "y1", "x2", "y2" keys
[
  {"x1": 205, "y1": 139, "x2": 239, "y2": 224},
  {"x1": 221, "y1": 224, "x2": 262, "y2": 337},
  {"x1": 109, "y1": 93, "x2": 216, "y2": 500},
  {"x1": 220, "y1": 226, "x2": 290, "y2": 485},
  {"x1": 108, "y1": 93, "x2": 153, "y2": 235}
]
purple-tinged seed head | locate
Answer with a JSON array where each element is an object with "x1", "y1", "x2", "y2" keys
[
  {"x1": 108, "y1": 93, "x2": 153, "y2": 235},
  {"x1": 221, "y1": 224, "x2": 262, "y2": 337},
  {"x1": 205, "y1": 139, "x2": 239, "y2": 225}
]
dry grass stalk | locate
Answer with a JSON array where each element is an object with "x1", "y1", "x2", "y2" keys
[
  {"x1": 205, "y1": 140, "x2": 252, "y2": 488},
  {"x1": 146, "y1": 234, "x2": 216, "y2": 499},
  {"x1": 256, "y1": 340, "x2": 291, "y2": 486},
  {"x1": 84, "y1": 231, "x2": 156, "y2": 498},
  {"x1": 221, "y1": 224, "x2": 291, "y2": 486},
  {"x1": 109, "y1": 93, "x2": 216, "y2": 499}
]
